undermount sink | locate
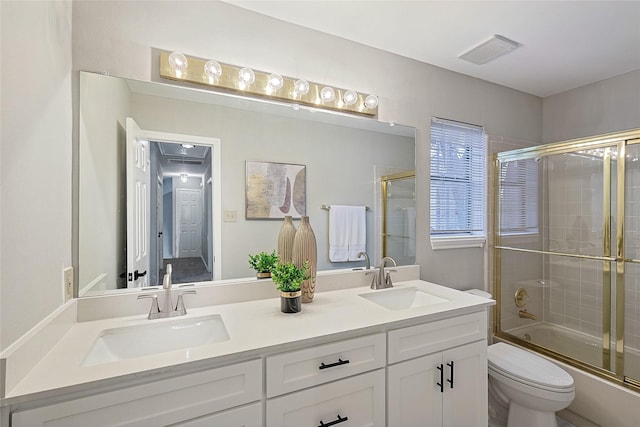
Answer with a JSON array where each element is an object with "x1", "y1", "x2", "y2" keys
[
  {"x1": 359, "y1": 287, "x2": 450, "y2": 310},
  {"x1": 82, "y1": 314, "x2": 229, "y2": 366}
]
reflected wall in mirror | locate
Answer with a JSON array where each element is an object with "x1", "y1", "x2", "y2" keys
[{"x1": 78, "y1": 71, "x2": 415, "y2": 296}]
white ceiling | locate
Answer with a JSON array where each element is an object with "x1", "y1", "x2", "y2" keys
[{"x1": 224, "y1": 1, "x2": 640, "y2": 98}]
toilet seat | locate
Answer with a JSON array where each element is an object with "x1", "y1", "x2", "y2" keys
[{"x1": 488, "y1": 343, "x2": 574, "y2": 392}]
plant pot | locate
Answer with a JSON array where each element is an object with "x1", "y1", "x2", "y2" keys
[
  {"x1": 280, "y1": 290, "x2": 302, "y2": 313},
  {"x1": 257, "y1": 272, "x2": 272, "y2": 279}
]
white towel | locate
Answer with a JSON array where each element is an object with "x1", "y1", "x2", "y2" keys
[
  {"x1": 329, "y1": 205, "x2": 350, "y2": 262},
  {"x1": 329, "y1": 205, "x2": 367, "y2": 262},
  {"x1": 348, "y1": 206, "x2": 366, "y2": 261}
]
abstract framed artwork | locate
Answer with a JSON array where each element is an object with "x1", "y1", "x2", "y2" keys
[{"x1": 245, "y1": 161, "x2": 306, "y2": 219}]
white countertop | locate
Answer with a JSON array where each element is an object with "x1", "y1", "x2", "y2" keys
[{"x1": 4, "y1": 280, "x2": 493, "y2": 404}]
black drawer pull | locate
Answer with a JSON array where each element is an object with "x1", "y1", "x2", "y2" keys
[
  {"x1": 436, "y1": 363, "x2": 444, "y2": 393},
  {"x1": 447, "y1": 361, "x2": 455, "y2": 389},
  {"x1": 319, "y1": 358, "x2": 350, "y2": 370},
  {"x1": 318, "y1": 414, "x2": 348, "y2": 427}
]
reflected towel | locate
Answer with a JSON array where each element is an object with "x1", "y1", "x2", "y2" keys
[
  {"x1": 329, "y1": 205, "x2": 367, "y2": 262},
  {"x1": 348, "y1": 206, "x2": 366, "y2": 261},
  {"x1": 329, "y1": 205, "x2": 350, "y2": 262}
]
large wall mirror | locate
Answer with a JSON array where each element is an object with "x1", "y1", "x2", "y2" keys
[{"x1": 78, "y1": 71, "x2": 415, "y2": 296}]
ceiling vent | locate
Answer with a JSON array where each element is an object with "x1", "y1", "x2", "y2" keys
[{"x1": 458, "y1": 35, "x2": 521, "y2": 65}]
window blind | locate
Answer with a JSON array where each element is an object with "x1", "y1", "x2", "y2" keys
[
  {"x1": 430, "y1": 117, "x2": 486, "y2": 236},
  {"x1": 499, "y1": 158, "x2": 538, "y2": 233}
]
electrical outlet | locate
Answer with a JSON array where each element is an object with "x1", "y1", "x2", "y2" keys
[{"x1": 63, "y1": 267, "x2": 74, "y2": 302}]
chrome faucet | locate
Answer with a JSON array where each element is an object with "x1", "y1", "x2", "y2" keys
[
  {"x1": 138, "y1": 263, "x2": 196, "y2": 319},
  {"x1": 358, "y1": 251, "x2": 371, "y2": 270},
  {"x1": 369, "y1": 256, "x2": 397, "y2": 289}
]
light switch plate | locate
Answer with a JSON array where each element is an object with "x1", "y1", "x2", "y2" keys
[
  {"x1": 223, "y1": 209, "x2": 238, "y2": 222},
  {"x1": 63, "y1": 267, "x2": 73, "y2": 302}
]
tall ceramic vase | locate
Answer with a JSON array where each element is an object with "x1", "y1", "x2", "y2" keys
[
  {"x1": 277, "y1": 216, "x2": 297, "y2": 264},
  {"x1": 292, "y1": 216, "x2": 317, "y2": 303}
]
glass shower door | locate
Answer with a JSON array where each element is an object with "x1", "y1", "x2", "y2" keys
[
  {"x1": 382, "y1": 171, "x2": 416, "y2": 265},
  {"x1": 496, "y1": 144, "x2": 617, "y2": 374}
]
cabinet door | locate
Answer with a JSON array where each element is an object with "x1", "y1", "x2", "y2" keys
[
  {"x1": 171, "y1": 402, "x2": 261, "y2": 427},
  {"x1": 266, "y1": 370, "x2": 385, "y2": 427},
  {"x1": 387, "y1": 352, "x2": 443, "y2": 427},
  {"x1": 442, "y1": 340, "x2": 487, "y2": 427}
]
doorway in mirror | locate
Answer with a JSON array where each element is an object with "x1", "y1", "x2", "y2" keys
[{"x1": 125, "y1": 118, "x2": 221, "y2": 288}]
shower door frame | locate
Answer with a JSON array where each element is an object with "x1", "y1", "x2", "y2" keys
[{"x1": 493, "y1": 128, "x2": 640, "y2": 392}]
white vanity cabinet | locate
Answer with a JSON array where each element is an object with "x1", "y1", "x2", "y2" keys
[
  {"x1": 266, "y1": 333, "x2": 387, "y2": 426},
  {"x1": 387, "y1": 312, "x2": 488, "y2": 427},
  {"x1": 11, "y1": 359, "x2": 262, "y2": 427}
]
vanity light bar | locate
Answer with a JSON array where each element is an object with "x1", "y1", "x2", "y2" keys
[{"x1": 159, "y1": 50, "x2": 378, "y2": 117}]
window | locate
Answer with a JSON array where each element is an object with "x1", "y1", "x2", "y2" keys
[
  {"x1": 430, "y1": 118, "x2": 486, "y2": 247},
  {"x1": 498, "y1": 158, "x2": 538, "y2": 234}
]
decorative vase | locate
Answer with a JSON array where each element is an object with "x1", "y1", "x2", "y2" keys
[
  {"x1": 277, "y1": 216, "x2": 297, "y2": 264},
  {"x1": 292, "y1": 216, "x2": 317, "y2": 303},
  {"x1": 256, "y1": 272, "x2": 271, "y2": 279},
  {"x1": 280, "y1": 290, "x2": 302, "y2": 313}
]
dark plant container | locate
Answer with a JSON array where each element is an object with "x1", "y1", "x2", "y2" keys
[{"x1": 280, "y1": 291, "x2": 302, "y2": 313}]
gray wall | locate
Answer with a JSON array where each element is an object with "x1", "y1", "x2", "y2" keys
[
  {"x1": 78, "y1": 73, "x2": 130, "y2": 294},
  {"x1": 543, "y1": 70, "x2": 640, "y2": 143},
  {"x1": 1, "y1": 1, "x2": 73, "y2": 351}
]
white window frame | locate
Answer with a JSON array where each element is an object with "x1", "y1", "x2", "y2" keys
[{"x1": 429, "y1": 117, "x2": 486, "y2": 250}]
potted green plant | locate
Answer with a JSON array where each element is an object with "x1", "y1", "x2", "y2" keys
[
  {"x1": 271, "y1": 261, "x2": 309, "y2": 313},
  {"x1": 248, "y1": 250, "x2": 279, "y2": 279}
]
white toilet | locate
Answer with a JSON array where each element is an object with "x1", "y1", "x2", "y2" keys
[{"x1": 488, "y1": 342, "x2": 575, "y2": 427}]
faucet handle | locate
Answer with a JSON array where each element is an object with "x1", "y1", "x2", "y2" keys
[
  {"x1": 385, "y1": 269, "x2": 397, "y2": 287},
  {"x1": 137, "y1": 293, "x2": 160, "y2": 319},
  {"x1": 175, "y1": 289, "x2": 197, "y2": 314}
]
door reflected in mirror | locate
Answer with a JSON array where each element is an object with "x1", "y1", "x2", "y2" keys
[{"x1": 124, "y1": 118, "x2": 220, "y2": 288}]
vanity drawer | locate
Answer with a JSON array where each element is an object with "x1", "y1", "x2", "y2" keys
[
  {"x1": 172, "y1": 402, "x2": 261, "y2": 427},
  {"x1": 266, "y1": 333, "x2": 386, "y2": 397},
  {"x1": 11, "y1": 359, "x2": 262, "y2": 427},
  {"x1": 388, "y1": 311, "x2": 486, "y2": 364},
  {"x1": 266, "y1": 369, "x2": 385, "y2": 427}
]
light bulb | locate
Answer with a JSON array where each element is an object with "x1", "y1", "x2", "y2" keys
[
  {"x1": 293, "y1": 79, "x2": 309, "y2": 96},
  {"x1": 238, "y1": 67, "x2": 255, "y2": 87},
  {"x1": 343, "y1": 90, "x2": 358, "y2": 106},
  {"x1": 364, "y1": 94, "x2": 379, "y2": 109},
  {"x1": 180, "y1": 173, "x2": 188, "y2": 183},
  {"x1": 320, "y1": 86, "x2": 335, "y2": 103},
  {"x1": 168, "y1": 52, "x2": 188, "y2": 76},
  {"x1": 267, "y1": 73, "x2": 284, "y2": 92},
  {"x1": 204, "y1": 60, "x2": 222, "y2": 82}
]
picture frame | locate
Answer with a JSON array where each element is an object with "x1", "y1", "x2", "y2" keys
[{"x1": 245, "y1": 161, "x2": 306, "y2": 219}]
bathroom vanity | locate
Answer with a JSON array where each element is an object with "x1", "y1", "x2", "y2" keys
[{"x1": 1, "y1": 273, "x2": 493, "y2": 426}]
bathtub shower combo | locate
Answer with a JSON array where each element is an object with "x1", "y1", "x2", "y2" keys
[{"x1": 494, "y1": 129, "x2": 640, "y2": 390}]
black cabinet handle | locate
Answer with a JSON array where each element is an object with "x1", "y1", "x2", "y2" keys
[
  {"x1": 318, "y1": 415, "x2": 348, "y2": 427},
  {"x1": 436, "y1": 363, "x2": 444, "y2": 393},
  {"x1": 134, "y1": 270, "x2": 147, "y2": 280},
  {"x1": 447, "y1": 361, "x2": 454, "y2": 389},
  {"x1": 319, "y1": 358, "x2": 350, "y2": 370}
]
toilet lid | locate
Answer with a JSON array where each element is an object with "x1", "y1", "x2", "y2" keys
[{"x1": 488, "y1": 343, "x2": 574, "y2": 390}]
